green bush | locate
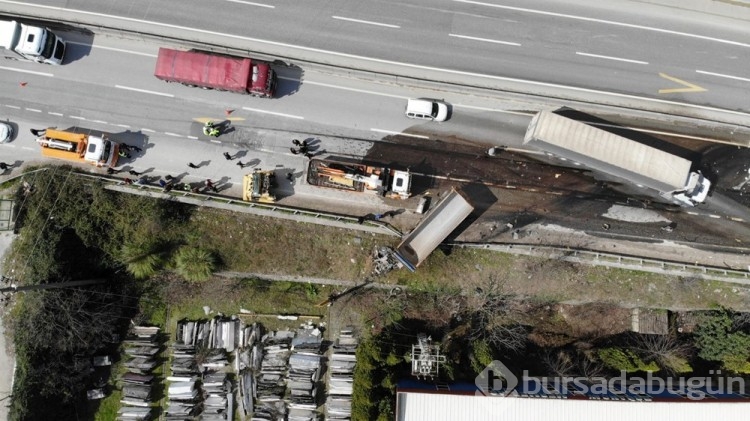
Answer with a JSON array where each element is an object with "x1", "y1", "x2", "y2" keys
[
  {"x1": 470, "y1": 339, "x2": 495, "y2": 375},
  {"x1": 598, "y1": 348, "x2": 660, "y2": 373},
  {"x1": 694, "y1": 310, "x2": 750, "y2": 371}
]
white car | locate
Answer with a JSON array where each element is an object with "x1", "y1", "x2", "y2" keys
[
  {"x1": 405, "y1": 98, "x2": 449, "y2": 122},
  {"x1": 0, "y1": 122, "x2": 13, "y2": 143}
]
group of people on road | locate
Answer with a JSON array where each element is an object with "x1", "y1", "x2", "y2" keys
[
  {"x1": 290, "y1": 139, "x2": 315, "y2": 159},
  {"x1": 106, "y1": 133, "x2": 319, "y2": 194}
]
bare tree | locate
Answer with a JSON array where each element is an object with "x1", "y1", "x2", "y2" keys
[
  {"x1": 630, "y1": 333, "x2": 691, "y2": 374},
  {"x1": 731, "y1": 311, "x2": 750, "y2": 331},
  {"x1": 577, "y1": 353, "x2": 605, "y2": 381},
  {"x1": 542, "y1": 350, "x2": 574, "y2": 377},
  {"x1": 465, "y1": 277, "x2": 527, "y2": 352}
]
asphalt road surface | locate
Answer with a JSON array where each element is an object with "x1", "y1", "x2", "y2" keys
[{"x1": 3, "y1": 0, "x2": 750, "y2": 124}]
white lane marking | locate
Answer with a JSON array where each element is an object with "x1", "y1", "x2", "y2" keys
[
  {"x1": 209, "y1": 139, "x2": 221, "y2": 143},
  {"x1": 4, "y1": 105, "x2": 20, "y2": 110},
  {"x1": 25, "y1": 108, "x2": 41, "y2": 113},
  {"x1": 696, "y1": 70, "x2": 750, "y2": 83},
  {"x1": 332, "y1": 16, "x2": 400, "y2": 28},
  {"x1": 576, "y1": 52, "x2": 648, "y2": 65},
  {"x1": 70, "y1": 116, "x2": 85, "y2": 120},
  {"x1": 114, "y1": 124, "x2": 131, "y2": 128},
  {"x1": 48, "y1": 112, "x2": 63, "y2": 116},
  {"x1": 92, "y1": 120, "x2": 108, "y2": 124},
  {"x1": 226, "y1": 0, "x2": 275, "y2": 8},
  {"x1": 371, "y1": 128, "x2": 429, "y2": 139},
  {"x1": 242, "y1": 107, "x2": 305, "y2": 119},
  {"x1": 68, "y1": 42, "x2": 157, "y2": 57},
  {"x1": 115, "y1": 85, "x2": 174, "y2": 97},
  {"x1": 0, "y1": 65, "x2": 53, "y2": 77},
  {"x1": 455, "y1": 104, "x2": 532, "y2": 116},
  {"x1": 454, "y1": 0, "x2": 750, "y2": 48},
  {"x1": 141, "y1": 128, "x2": 155, "y2": 133},
  {"x1": 304, "y1": 80, "x2": 405, "y2": 99},
  {"x1": 165, "y1": 132, "x2": 182, "y2": 137},
  {"x1": 13, "y1": 0, "x2": 747, "y2": 118},
  {"x1": 709, "y1": 214, "x2": 721, "y2": 219},
  {"x1": 21, "y1": 146, "x2": 35, "y2": 151},
  {"x1": 449, "y1": 33, "x2": 520, "y2": 46}
]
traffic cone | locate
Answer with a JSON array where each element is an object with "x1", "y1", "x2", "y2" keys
[
  {"x1": 225, "y1": 109, "x2": 234, "y2": 116},
  {"x1": 19, "y1": 82, "x2": 27, "y2": 87}
]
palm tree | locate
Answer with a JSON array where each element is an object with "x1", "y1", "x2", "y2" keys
[
  {"x1": 173, "y1": 246, "x2": 216, "y2": 282},
  {"x1": 120, "y1": 241, "x2": 165, "y2": 279}
]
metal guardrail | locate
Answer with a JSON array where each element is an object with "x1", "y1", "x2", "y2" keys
[
  {"x1": 96, "y1": 177, "x2": 402, "y2": 237},
  {"x1": 23, "y1": 172, "x2": 750, "y2": 283},
  {"x1": 452, "y1": 243, "x2": 750, "y2": 285}
]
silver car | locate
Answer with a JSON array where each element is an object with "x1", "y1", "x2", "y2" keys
[{"x1": 0, "y1": 122, "x2": 13, "y2": 143}]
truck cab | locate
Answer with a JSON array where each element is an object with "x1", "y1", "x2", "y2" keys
[{"x1": 0, "y1": 20, "x2": 66, "y2": 65}]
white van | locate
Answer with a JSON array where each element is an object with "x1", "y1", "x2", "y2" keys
[{"x1": 405, "y1": 98, "x2": 449, "y2": 122}]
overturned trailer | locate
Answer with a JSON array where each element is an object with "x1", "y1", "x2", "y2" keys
[{"x1": 393, "y1": 189, "x2": 474, "y2": 271}]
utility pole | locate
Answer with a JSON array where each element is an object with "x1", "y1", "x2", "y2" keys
[{"x1": 0, "y1": 278, "x2": 106, "y2": 296}]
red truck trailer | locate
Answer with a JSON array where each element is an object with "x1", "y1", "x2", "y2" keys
[{"x1": 154, "y1": 48, "x2": 277, "y2": 98}]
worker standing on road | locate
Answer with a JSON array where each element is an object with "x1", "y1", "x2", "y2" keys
[{"x1": 203, "y1": 121, "x2": 220, "y2": 137}]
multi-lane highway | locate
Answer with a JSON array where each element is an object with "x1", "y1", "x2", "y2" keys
[
  {"x1": 1, "y1": 1, "x2": 750, "y2": 267},
  {"x1": 3, "y1": 0, "x2": 750, "y2": 125}
]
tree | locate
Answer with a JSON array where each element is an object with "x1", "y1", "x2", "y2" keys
[
  {"x1": 173, "y1": 246, "x2": 216, "y2": 282},
  {"x1": 464, "y1": 278, "x2": 527, "y2": 353},
  {"x1": 630, "y1": 333, "x2": 692, "y2": 374},
  {"x1": 541, "y1": 350, "x2": 575, "y2": 377},
  {"x1": 121, "y1": 240, "x2": 166, "y2": 279},
  {"x1": 694, "y1": 310, "x2": 750, "y2": 371}
]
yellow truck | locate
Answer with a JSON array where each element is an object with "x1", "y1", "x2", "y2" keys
[
  {"x1": 242, "y1": 169, "x2": 276, "y2": 203},
  {"x1": 36, "y1": 129, "x2": 120, "y2": 168}
]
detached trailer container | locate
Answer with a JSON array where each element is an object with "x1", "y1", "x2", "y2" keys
[
  {"x1": 523, "y1": 111, "x2": 711, "y2": 207},
  {"x1": 154, "y1": 48, "x2": 277, "y2": 97},
  {"x1": 394, "y1": 189, "x2": 474, "y2": 271}
]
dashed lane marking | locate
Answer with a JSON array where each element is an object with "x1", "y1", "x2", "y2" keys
[
  {"x1": 70, "y1": 42, "x2": 157, "y2": 57},
  {"x1": 370, "y1": 128, "x2": 429, "y2": 139},
  {"x1": 226, "y1": 0, "x2": 275, "y2": 8},
  {"x1": 0, "y1": 66, "x2": 53, "y2": 77},
  {"x1": 332, "y1": 16, "x2": 400, "y2": 28},
  {"x1": 242, "y1": 107, "x2": 304, "y2": 120},
  {"x1": 696, "y1": 70, "x2": 750, "y2": 83},
  {"x1": 576, "y1": 52, "x2": 648, "y2": 65},
  {"x1": 115, "y1": 85, "x2": 174, "y2": 97},
  {"x1": 449, "y1": 33, "x2": 521, "y2": 47}
]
